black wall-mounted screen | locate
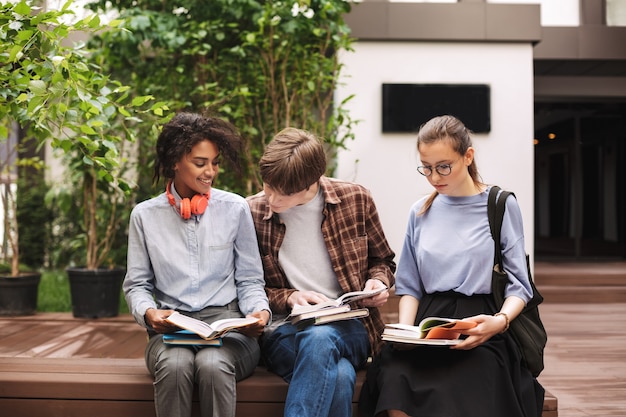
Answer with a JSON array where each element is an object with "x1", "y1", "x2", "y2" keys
[{"x1": 382, "y1": 83, "x2": 491, "y2": 133}]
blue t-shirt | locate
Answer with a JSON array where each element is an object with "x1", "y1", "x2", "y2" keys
[{"x1": 395, "y1": 187, "x2": 533, "y2": 303}]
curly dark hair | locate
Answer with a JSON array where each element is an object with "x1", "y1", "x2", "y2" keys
[{"x1": 153, "y1": 112, "x2": 243, "y2": 185}]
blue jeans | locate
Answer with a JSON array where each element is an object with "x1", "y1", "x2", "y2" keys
[{"x1": 261, "y1": 319, "x2": 370, "y2": 417}]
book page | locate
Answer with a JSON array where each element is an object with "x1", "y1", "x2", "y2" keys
[
  {"x1": 290, "y1": 288, "x2": 386, "y2": 316},
  {"x1": 382, "y1": 334, "x2": 462, "y2": 346},
  {"x1": 166, "y1": 312, "x2": 216, "y2": 338},
  {"x1": 290, "y1": 305, "x2": 351, "y2": 322},
  {"x1": 312, "y1": 308, "x2": 369, "y2": 325},
  {"x1": 210, "y1": 317, "x2": 260, "y2": 332},
  {"x1": 335, "y1": 288, "x2": 386, "y2": 304},
  {"x1": 166, "y1": 312, "x2": 259, "y2": 339},
  {"x1": 385, "y1": 318, "x2": 477, "y2": 341},
  {"x1": 418, "y1": 317, "x2": 477, "y2": 332},
  {"x1": 290, "y1": 300, "x2": 341, "y2": 316},
  {"x1": 385, "y1": 323, "x2": 424, "y2": 335}
]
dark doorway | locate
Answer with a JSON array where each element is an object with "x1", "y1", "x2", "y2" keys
[{"x1": 534, "y1": 101, "x2": 626, "y2": 259}]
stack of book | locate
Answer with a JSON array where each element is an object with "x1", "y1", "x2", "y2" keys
[{"x1": 287, "y1": 288, "x2": 386, "y2": 327}]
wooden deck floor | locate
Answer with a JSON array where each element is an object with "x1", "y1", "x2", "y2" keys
[
  {"x1": 0, "y1": 313, "x2": 146, "y2": 359},
  {"x1": 536, "y1": 303, "x2": 626, "y2": 417},
  {"x1": 0, "y1": 302, "x2": 624, "y2": 416},
  {"x1": 2, "y1": 258, "x2": 626, "y2": 416}
]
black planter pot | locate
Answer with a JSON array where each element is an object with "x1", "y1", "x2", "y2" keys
[
  {"x1": 67, "y1": 267, "x2": 125, "y2": 318},
  {"x1": 0, "y1": 272, "x2": 41, "y2": 316}
]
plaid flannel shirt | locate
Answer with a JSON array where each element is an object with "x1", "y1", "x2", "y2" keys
[{"x1": 246, "y1": 176, "x2": 396, "y2": 356}]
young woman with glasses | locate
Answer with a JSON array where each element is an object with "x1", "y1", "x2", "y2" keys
[{"x1": 359, "y1": 115, "x2": 544, "y2": 417}]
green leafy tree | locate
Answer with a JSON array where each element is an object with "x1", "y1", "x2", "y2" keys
[
  {"x1": 0, "y1": 0, "x2": 169, "y2": 272},
  {"x1": 86, "y1": 0, "x2": 357, "y2": 197}
]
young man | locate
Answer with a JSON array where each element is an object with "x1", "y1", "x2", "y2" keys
[{"x1": 246, "y1": 127, "x2": 396, "y2": 417}]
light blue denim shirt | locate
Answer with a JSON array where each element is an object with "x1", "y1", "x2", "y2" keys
[{"x1": 124, "y1": 185, "x2": 270, "y2": 329}]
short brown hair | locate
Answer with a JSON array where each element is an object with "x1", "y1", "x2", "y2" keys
[{"x1": 259, "y1": 127, "x2": 327, "y2": 195}]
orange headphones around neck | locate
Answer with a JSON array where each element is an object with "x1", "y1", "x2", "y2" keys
[{"x1": 166, "y1": 180, "x2": 210, "y2": 220}]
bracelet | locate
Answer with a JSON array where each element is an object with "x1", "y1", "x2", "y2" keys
[{"x1": 494, "y1": 312, "x2": 510, "y2": 333}]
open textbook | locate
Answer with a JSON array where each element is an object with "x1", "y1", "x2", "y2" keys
[
  {"x1": 287, "y1": 288, "x2": 384, "y2": 326},
  {"x1": 165, "y1": 311, "x2": 259, "y2": 340},
  {"x1": 382, "y1": 317, "x2": 478, "y2": 346},
  {"x1": 289, "y1": 288, "x2": 386, "y2": 317},
  {"x1": 287, "y1": 288, "x2": 387, "y2": 327},
  {"x1": 289, "y1": 304, "x2": 370, "y2": 326}
]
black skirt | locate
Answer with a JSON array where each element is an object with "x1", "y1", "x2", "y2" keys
[{"x1": 359, "y1": 291, "x2": 544, "y2": 417}]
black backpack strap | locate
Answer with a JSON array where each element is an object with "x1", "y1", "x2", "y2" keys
[
  {"x1": 487, "y1": 186, "x2": 500, "y2": 240},
  {"x1": 488, "y1": 186, "x2": 514, "y2": 269}
]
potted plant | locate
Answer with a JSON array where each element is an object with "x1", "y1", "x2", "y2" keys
[
  {"x1": 1, "y1": 1, "x2": 168, "y2": 318},
  {"x1": 59, "y1": 149, "x2": 135, "y2": 319},
  {"x1": 0, "y1": 150, "x2": 42, "y2": 315},
  {"x1": 0, "y1": 2, "x2": 51, "y2": 315}
]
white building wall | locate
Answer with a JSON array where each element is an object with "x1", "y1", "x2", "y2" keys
[{"x1": 335, "y1": 41, "x2": 535, "y2": 263}]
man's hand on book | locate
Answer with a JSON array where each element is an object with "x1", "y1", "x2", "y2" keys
[
  {"x1": 359, "y1": 279, "x2": 389, "y2": 308},
  {"x1": 287, "y1": 290, "x2": 330, "y2": 310},
  {"x1": 146, "y1": 308, "x2": 178, "y2": 333}
]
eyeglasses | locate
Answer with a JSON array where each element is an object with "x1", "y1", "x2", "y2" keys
[{"x1": 416, "y1": 163, "x2": 454, "y2": 177}]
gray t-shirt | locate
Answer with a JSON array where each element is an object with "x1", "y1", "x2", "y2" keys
[{"x1": 278, "y1": 187, "x2": 342, "y2": 299}]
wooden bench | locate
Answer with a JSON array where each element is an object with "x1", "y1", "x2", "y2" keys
[
  {"x1": 0, "y1": 308, "x2": 557, "y2": 416},
  {"x1": 0, "y1": 356, "x2": 557, "y2": 417}
]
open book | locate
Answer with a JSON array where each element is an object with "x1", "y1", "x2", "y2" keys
[
  {"x1": 290, "y1": 305, "x2": 370, "y2": 326},
  {"x1": 165, "y1": 311, "x2": 259, "y2": 340},
  {"x1": 382, "y1": 317, "x2": 477, "y2": 346},
  {"x1": 163, "y1": 330, "x2": 223, "y2": 346},
  {"x1": 287, "y1": 288, "x2": 383, "y2": 326},
  {"x1": 289, "y1": 288, "x2": 386, "y2": 317}
]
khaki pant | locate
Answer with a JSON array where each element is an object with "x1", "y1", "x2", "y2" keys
[{"x1": 145, "y1": 303, "x2": 260, "y2": 417}]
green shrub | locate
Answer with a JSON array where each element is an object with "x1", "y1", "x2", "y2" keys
[{"x1": 86, "y1": 0, "x2": 357, "y2": 197}]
